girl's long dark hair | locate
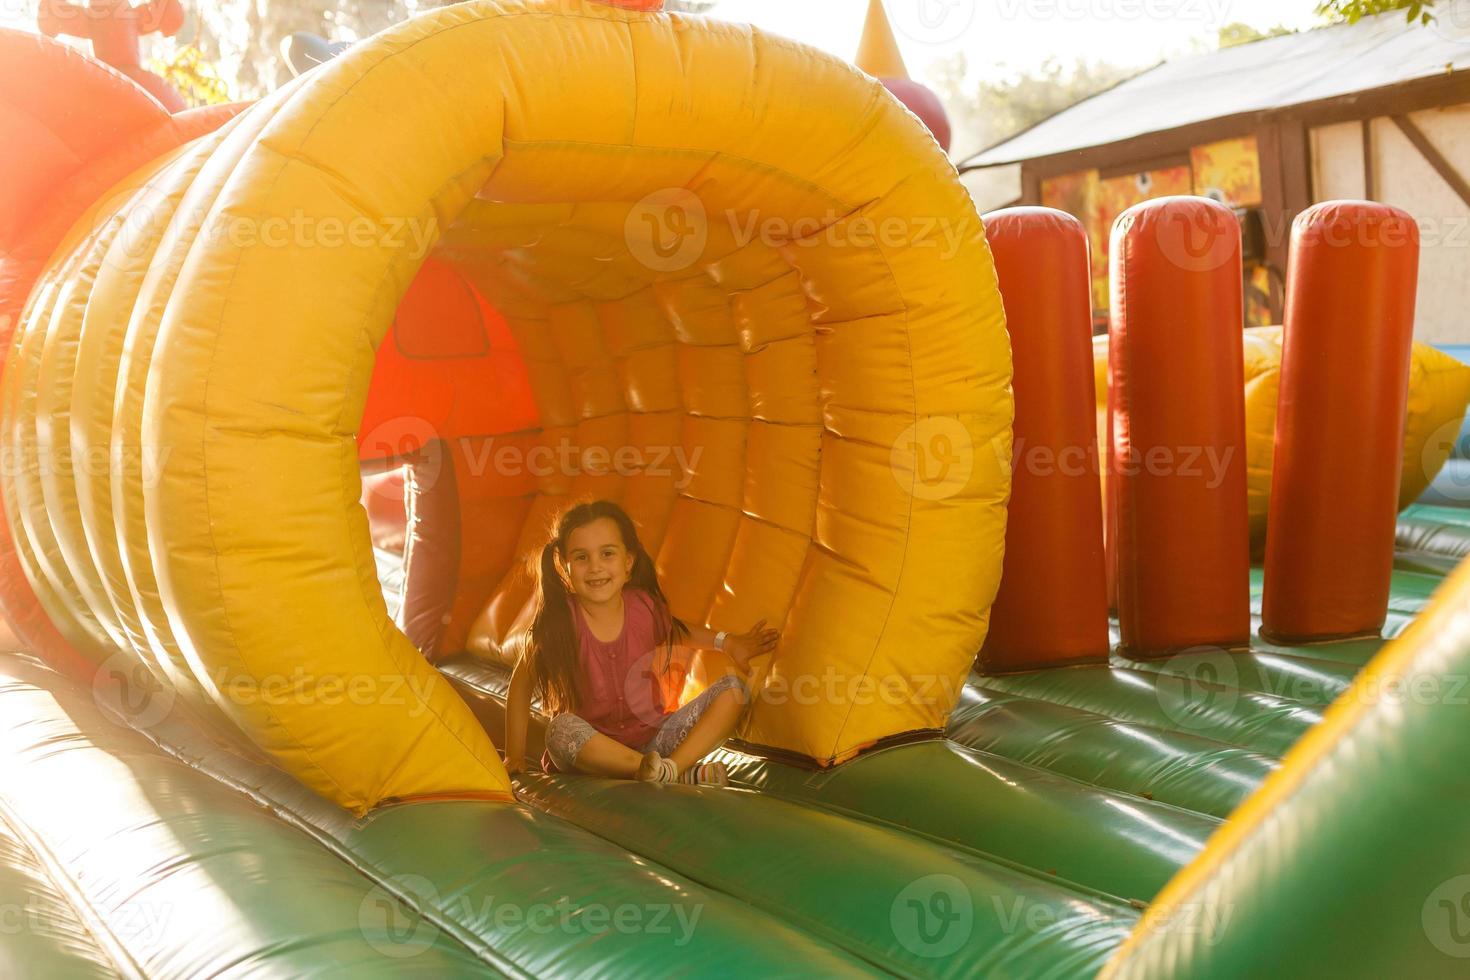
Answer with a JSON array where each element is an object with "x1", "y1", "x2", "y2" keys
[{"x1": 527, "y1": 500, "x2": 688, "y2": 715}]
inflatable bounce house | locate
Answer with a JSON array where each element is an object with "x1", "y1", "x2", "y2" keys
[{"x1": 4, "y1": 0, "x2": 1470, "y2": 976}]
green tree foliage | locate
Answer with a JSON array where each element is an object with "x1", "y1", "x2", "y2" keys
[
  {"x1": 927, "y1": 53, "x2": 1134, "y2": 158},
  {"x1": 148, "y1": 42, "x2": 232, "y2": 106},
  {"x1": 189, "y1": 0, "x2": 420, "y2": 99},
  {"x1": 169, "y1": 0, "x2": 720, "y2": 101},
  {"x1": 1217, "y1": 22, "x2": 1296, "y2": 48},
  {"x1": 1316, "y1": 0, "x2": 1440, "y2": 25}
]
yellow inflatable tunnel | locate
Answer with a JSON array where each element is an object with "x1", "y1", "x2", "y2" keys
[{"x1": 1, "y1": 1, "x2": 1012, "y2": 812}]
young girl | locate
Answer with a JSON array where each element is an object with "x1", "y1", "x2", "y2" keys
[{"x1": 502, "y1": 500, "x2": 779, "y2": 786}]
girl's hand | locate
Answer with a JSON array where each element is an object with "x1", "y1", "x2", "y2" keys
[
  {"x1": 725, "y1": 619, "x2": 779, "y2": 670},
  {"x1": 501, "y1": 755, "x2": 524, "y2": 802}
]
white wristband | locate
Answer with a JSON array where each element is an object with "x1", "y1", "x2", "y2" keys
[{"x1": 714, "y1": 630, "x2": 729, "y2": 651}]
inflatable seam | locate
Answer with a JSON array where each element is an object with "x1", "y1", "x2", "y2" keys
[{"x1": 0, "y1": 798, "x2": 138, "y2": 979}]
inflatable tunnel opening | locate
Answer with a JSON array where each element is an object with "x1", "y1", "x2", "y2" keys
[{"x1": 2, "y1": 0, "x2": 1013, "y2": 812}]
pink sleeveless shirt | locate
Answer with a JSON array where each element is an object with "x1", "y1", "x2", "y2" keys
[{"x1": 569, "y1": 588, "x2": 675, "y2": 748}]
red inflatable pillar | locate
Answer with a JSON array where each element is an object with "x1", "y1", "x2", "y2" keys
[
  {"x1": 1262, "y1": 202, "x2": 1419, "y2": 641},
  {"x1": 980, "y1": 208, "x2": 1109, "y2": 672},
  {"x1": 1108, "y1": 197, "x2": 1250, "y2": 656}
]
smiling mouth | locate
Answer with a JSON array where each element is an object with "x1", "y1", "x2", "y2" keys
[{"x1": 586, "y1": 577, "x2": 612, "y2": 588}]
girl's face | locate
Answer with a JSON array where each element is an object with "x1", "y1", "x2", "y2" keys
[{"x1": 563, "y1": 517, "x2": 635, "y2": 604}]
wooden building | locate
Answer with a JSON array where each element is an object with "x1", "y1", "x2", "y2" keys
[{"x1": 960, "y1": 4, "x2": 1470, "y2": 341}]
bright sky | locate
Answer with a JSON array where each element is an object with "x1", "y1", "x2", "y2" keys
[
  {"x1": 0, "y1": 0, "x2": 1329, "y2": 79},
  {"x1": 1, "y1": 2, "x2": 34, "y2": 31},
  {"x1": 717, "y1": 0, "x2": 1327, "y2": 82}
]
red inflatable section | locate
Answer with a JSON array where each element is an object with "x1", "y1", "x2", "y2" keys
[
  {"x1": 360, "y1": 257, "x2": 537, "y2": 455},
  {"x1": 37, "y1": 0, "x2": 187, "y2": 111},
  {"x1": 1107, "y1": 196, "x2": 1250, "y2": 656},
  {"x1": 359, "y1": 258, "x2": 540, "y2": 659},
  {"x1": 880, "y1": 78, "x2": 952, "y2": 154},
  {"x1": 362, "y1": 469, "x2": 408, "y2": 553},
  {"x1": 980, "y1": 208, "x2": 1108, "y2": 671},
  {"x1": 0, "y1": 30, "x2": 244, "y2": 677},
  {"x1": 1262, "y1": 202, "x2": 1420, "y2": 641}
]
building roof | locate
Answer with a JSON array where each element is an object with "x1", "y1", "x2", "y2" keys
[{"x1": 962, "y1": 1, "x2": 1470, "y2": 169}]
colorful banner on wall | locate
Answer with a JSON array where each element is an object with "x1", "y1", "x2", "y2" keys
[
  {"x1": 1039, "y1": 135, "x2": 1274, "y2": 328},
  {"x1": 1192, "y1": 136, "x2": 1263, "y2": 208}
]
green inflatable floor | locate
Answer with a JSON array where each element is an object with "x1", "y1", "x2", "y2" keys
[{"x1": 0, "y1": 535, "x2": 1458, "y2": 977}]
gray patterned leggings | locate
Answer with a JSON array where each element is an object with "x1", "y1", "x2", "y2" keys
[{"x1": 546, "y1": 674, "x2": 749, "y2": 773}]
